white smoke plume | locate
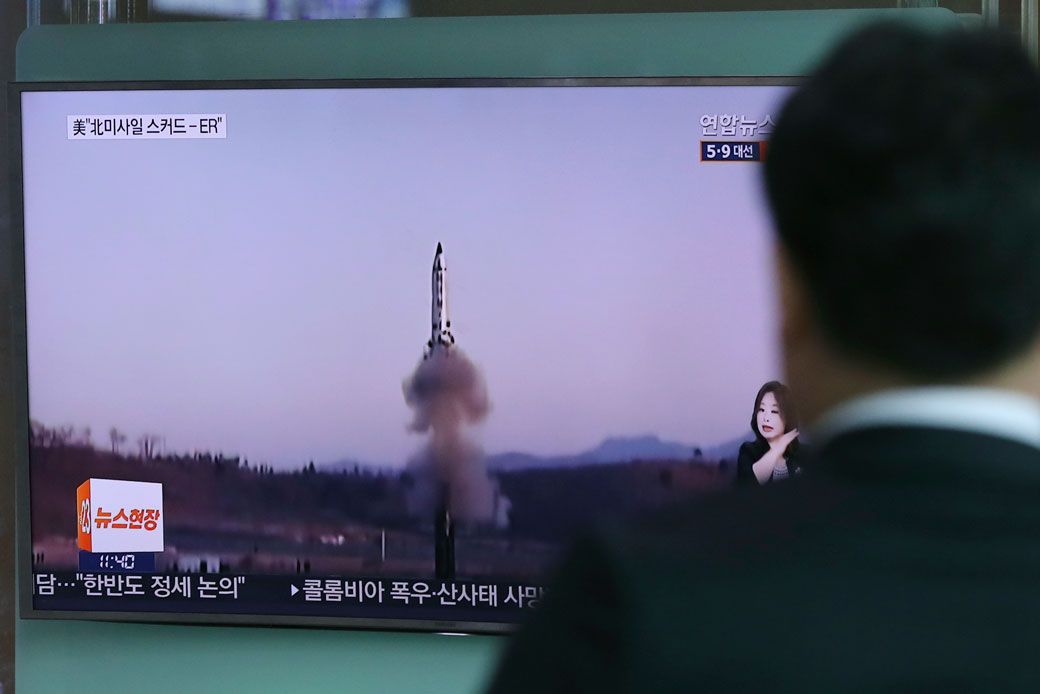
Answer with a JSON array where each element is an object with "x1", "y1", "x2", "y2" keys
[{"x1": 403, "y1": 348, "x2": 501, "y2": 524}]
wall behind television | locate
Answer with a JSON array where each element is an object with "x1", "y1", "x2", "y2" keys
[{"x1": 13, "y1": 9, "x2": 959, "y2": 693}]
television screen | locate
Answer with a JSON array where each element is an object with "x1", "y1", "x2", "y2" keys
[{"x1": 13, "y1": 78, "x2": 793, "y2": 632}]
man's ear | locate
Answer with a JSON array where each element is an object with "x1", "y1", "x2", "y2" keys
[
  {"x1": 776, "y1": 242, "x2": 829, "y2": 425},
  {"x1": 775, "y1": 243, "x2": 813, "y2": 352}
]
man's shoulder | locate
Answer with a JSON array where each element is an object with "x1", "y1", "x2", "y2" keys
[
  {"x1": 489, "y1": 426, "x2": 1040, "y2": 693},
  {"x1": 604, "y1": 477, "x2": 856, "y2": 573},
  {"x1": 597, "y1": 423, "x2": 1040, "y2": 597},
  {"x1": 812, "y1": 423, "x2": 1040, "y2": 488}
]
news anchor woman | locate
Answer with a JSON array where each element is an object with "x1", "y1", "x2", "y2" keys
[{"x1": 736, "y1": 381, "x2": 801, "y2": 486}]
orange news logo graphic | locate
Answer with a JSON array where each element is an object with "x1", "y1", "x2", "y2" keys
[{"x1": 77, "y1": 478, "x2": 164, "y2": 553}]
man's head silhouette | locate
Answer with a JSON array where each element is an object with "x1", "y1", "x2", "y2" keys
[{"x1": 764, "y1": 24, "x2": 1040, "y2": 423}]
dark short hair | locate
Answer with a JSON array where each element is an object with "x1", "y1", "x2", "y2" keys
[
  {"x1": 765, "y1": 23, "x2": 1040, "y2": 378},
  {"x1": 751, "y1": 381, "x2": 799, "y2": 450}
]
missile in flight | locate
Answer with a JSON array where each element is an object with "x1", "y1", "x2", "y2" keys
[{"x1": 425, "y1": 242, "x2": 455, "y2": 359}]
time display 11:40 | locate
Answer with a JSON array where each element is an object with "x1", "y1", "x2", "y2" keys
[{"x1": 78, "y1": 550, "x2": 156, "y2": 573}]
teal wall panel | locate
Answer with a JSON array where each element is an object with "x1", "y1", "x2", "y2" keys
[
  {"x1": 19, "y1": 619, "x2": 500, "y2": 692},
  {"x1": 14, "y1": 9, "x2": 959, "y2": 693},
  {"x1": 17, "y1": 9, "x2": 959, "y2": 82}
]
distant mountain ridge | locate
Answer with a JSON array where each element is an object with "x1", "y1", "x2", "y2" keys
[
  {"x1": 320, "y1": 433, "x2": 752, "y2": 474},
  {"x1": 579, "y1": 435, "x2": 692, "y2": 464},
  {"x1": 486, "y1": 433, "x2": 750, "y2": 471}
]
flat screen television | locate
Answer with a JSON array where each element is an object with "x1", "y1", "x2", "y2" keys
[{"x1": 11, "y1": 78, "x2": 794, "y2": 632}]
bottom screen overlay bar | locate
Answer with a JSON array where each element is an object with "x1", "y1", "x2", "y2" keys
[{"x1": 32, "y1": 571, "x2": 545, "y2": 624}]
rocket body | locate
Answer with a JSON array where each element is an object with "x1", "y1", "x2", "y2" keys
[{"x1": 425, "y1": 242, "x2": 455, "y2": 358}]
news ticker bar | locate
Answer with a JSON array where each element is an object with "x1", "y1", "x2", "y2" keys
[{"x1": 33, "y1": 572, "x2": 545, "y2": 618}]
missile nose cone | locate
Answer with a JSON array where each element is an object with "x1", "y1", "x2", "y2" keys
[{"x1": 436, "y1": 242, "x2": 443, "y2": 254}]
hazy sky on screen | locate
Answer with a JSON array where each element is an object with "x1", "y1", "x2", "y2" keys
[{"x1": 20, "y1": 84, "x2": 790, "y2": 468}]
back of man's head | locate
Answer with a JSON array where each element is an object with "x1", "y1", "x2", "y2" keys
[{"x1": 765, "y1": 24, "x2": 1040, "y2": 384}]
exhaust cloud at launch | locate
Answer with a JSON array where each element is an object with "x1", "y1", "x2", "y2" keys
[{"x1": 403, "y1": 243, "x2": 502, "y2": 525}]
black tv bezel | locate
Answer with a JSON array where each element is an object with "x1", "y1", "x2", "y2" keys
[{"x1": 10, "y1": 76, "x2": 798, "y2": 635}]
